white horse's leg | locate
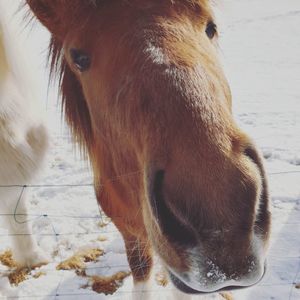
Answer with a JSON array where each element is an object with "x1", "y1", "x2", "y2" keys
[
  {"x1": 0, "y1": 0, "x2": 49, "y2": 270},
  {"x1": 1, "y1": 188, "x2": 48, "y2": 268}
]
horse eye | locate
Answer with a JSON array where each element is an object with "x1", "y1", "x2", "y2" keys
[
  {"x1": 205, "y1": 21, "x2": 217, "y2": 39},
  {"x1": 70, "y1": 48, "x2": 91, "y2": 72}
]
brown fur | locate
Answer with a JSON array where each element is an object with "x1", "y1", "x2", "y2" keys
[{"x1": 27, "y1": 0, "x2": 271, "y2": 293}]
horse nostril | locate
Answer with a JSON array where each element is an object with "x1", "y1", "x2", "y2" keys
[
  {"x1": 243, "y1": 144, "x2": 270, "y2": 229},
  {"x1": 244, "y1": 146, "x2": 259, "y2": 164},
  {"x1": 149, "y1": 170, "x2": 197, "y2": 246}
]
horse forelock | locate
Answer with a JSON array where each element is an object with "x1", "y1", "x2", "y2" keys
[
  {"x1": 89, "y1": 0, "x2": 213, "y2": 18},
  {"x1": 89, "y1": 0, "x2": 210, "y2": 6},
  {"x1": 53, "y1": 0, "x2": 212, "y2": 19}
]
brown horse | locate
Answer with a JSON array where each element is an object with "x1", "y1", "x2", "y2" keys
[{"x1": 26, "y1": 0, "x2": 271, "y2": 294}]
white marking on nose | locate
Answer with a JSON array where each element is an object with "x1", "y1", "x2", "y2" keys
[{"x1": 144, "y1": 42, "x2": 168, "y2": 65}]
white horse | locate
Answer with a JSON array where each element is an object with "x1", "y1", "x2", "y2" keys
[{"x1": 0, "y1": 1, "x2": 49, "y2": 268}]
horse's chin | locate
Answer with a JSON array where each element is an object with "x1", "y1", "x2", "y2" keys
[
  {"x1": 167, "y1": 262, "x2": 267, "y2": 295},
  {"x1": 168, "y1": 271, "x2": 207, "y2": 294}
]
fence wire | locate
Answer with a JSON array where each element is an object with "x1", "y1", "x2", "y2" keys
[{"x1": 0, "y1": 165, "x2": 299, "y2": 299}]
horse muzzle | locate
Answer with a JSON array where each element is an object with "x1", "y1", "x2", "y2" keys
[{"x1": 167, "y1": 260, "x2": 267, "y2": 294}]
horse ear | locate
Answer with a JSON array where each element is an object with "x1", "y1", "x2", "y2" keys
[{"x1": 26, "y1": 0, "x2": 63, "y2": 36}]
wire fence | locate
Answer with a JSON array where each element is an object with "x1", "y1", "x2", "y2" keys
[{"x1": 0, "y1": 166, "x2": 300, "y2": 299}]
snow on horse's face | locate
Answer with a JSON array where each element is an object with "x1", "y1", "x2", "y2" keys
[{"x1": 27, "y1": 0, "x2": 271, "y2": 293}]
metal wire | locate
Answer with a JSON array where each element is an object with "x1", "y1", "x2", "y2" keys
[{"x1": 0, "y1": 170, "x2": 299, "y2": 299}]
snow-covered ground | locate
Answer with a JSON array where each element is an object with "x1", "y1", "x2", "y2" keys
[{"x1": 0, "y1": 0, "x2": 299, "y2": 299}]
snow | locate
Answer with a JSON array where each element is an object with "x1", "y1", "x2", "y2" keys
[{"x1": 1, "y1": 0, "x2": 300, "y2": 299}]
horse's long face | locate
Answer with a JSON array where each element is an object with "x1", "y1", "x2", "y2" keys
[{"x1": 27, "y1": 0, "x2": 271, "y2": 293}]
